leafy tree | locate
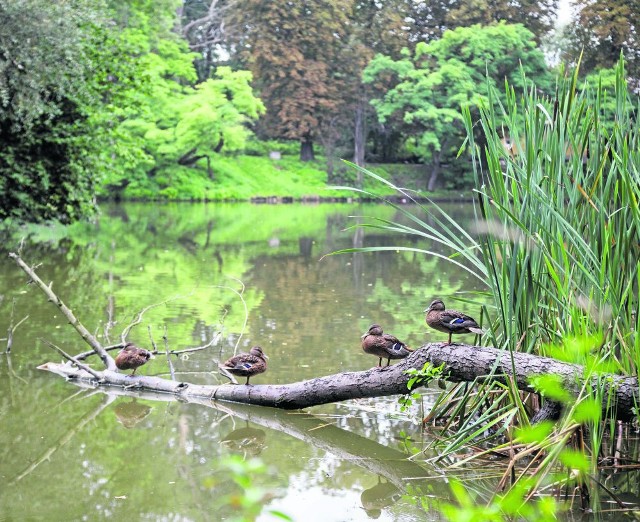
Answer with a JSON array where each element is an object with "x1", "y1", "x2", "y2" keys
[
  {"x1": 343, "y1": 0, "x2": 412, "y2": 170},
  {"x1": 0, "y1": 0, "x2": 104, "y2": 222},
  {"x1": 563, "y1": 0, "x2": 639, "y2": 78},
  {"x1": 228, "y1": 0, "x2": 352, "y2": 161},
  {"x1": 97, "y1": 0, "x2": 264, "y2": 198},
  {"x1": 364, "y1": 23, "x2": 553, "y2": 190},
  {"x1": 407, "y1": 0, "x2": 559, "y2": 45}
]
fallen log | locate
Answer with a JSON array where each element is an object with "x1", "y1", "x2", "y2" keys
[
  {"x1": 11, "y1": 251, "x2": 639, "y2": 422},
  {"x1": 38, "y1": 342, "x2": 639, "y2": 421}
]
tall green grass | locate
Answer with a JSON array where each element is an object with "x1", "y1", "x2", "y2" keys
[
  {"x1": 466, "y1": 55, "x2": 639, "y2": 369},
  {"x1": 335, "y1": 56, "x2": 640, "y2": 514}
]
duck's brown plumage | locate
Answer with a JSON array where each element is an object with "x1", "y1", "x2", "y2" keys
[
  {"x1": 219, "y1": 346, "x2": 268, "y2": 385},
  {"x1": 424, "y1": 299, "x2": 485, "y2": 345},
  {"x1": 361, "y1": 324, "x2": 413, "y2": 368},
  {"x1": 115, "y1": 342, "x2": 153, "y2": 375}
]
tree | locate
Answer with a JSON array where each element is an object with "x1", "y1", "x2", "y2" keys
[
  {"x1": 96, "y1": 0, "x2": 264, "y2": 198},
  {"x1": 343, "y1": 0, "x2": 412, "y2": 169},
  {"x1": 404, "y1": 0, "x2": 559, "y2": 46},
  {"x1": 180, "y1": 0, "x2": 237, "y2": 81},
  {"x1": 563, "y1": 0, "x2": 639, "y2": 78},
  {"x1": 228, "y1": 0, "x2": 351, "y2": 161},
  {"x1": 0, "y1": 0, "x2": 105, "y2": 223},
  {"x1": 363, "y1": 23, "x2": 552, "y2": 190},
  {"x1": 145, "y1": 67, "x2": 265, "y2": 179}
]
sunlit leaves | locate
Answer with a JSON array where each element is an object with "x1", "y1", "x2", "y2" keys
[
  {"x1": 363, "y1": 23, "x2": 551, "y2": 187},
  {"x1": 529, "y1": 375, "x2": 572, "y2": 402},
  {"x1": 513, "y1": 421, "x2": 554, "y2": 444}
]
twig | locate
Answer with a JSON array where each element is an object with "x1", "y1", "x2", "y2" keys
[
  {"x1": 5, "y1": 297, "x2": 29, "y2": 354},
  {"x1": 74, "y1": 343, "x2": 124, "y2": 361},
  {"x1": 163, "y1": 326, "x2": 175, "y2": 381},
  {"x1": 104, "y1": 241, "x2": 116, "y2": 344},
  {"x1": 214, "y1": 279, "x2": 247, "y2": 355},
  {"x1": 167, "y1": 331, "x2": 222, "y2": 356},
  {"x1": 39, "y1": 338, "x2": 104, "y2": 380},
  {"x1": 9, "y1": 252, "x2": 117, "y2": 371},
  {"x1": 120, "y1": 293, "x2": 193, "y2": 343},
  {"x1": 147, "y1": 325, "x2": 158, "y2": 352}
]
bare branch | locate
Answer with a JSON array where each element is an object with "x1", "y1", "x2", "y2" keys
[
  {"x1": 39, "y1": 338, "x2": 104, "y2": 380},
  {"x1": 9, "y1": 252, "x2": 117, "y2": 371},
  {"x1": 120, "y1": 293, "x2": 193, "y2": 343},
  {"x1": 163, "y1": 326, "x2": 175, "y2": 381},
  {"x1": 5, "y1": 297, "x2": 28, "y2": 353}
]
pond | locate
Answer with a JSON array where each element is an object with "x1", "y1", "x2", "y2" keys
[{"x1": 0, "y1": 202, "x2": 634, "y2": 521}]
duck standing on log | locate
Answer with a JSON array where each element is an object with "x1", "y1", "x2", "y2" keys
[
  {"x1": 219, "y1": 346, "x2": 269, "y2": 385},
  {"x1": 361, "y1": 324, "x2": 413, "y2": 369},
  {"x1": 115, "y1": 342, "x2": 154, "y2": 376},
  {"x1": 424, "y1": 299, "x2": 485, "y2": 345}
]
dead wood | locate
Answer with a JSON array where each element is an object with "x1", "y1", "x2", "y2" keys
[
  {"x1": 37, "y1": 342, "x2": 639, "y2": 422},
  {"x1": 9, "y1": 252, "x2": 116, "y2": 371},
  {"x1": 10, "y1": 252, "x2": 639, "y2": 421}
]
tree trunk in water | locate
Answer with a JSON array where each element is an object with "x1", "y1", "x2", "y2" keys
[
  {"x1": 353, "y1": 101, "x2": 366, "y2": 168},
  {"x1": 300, "y1": 137, "x2": 315, "y2": 162},
  {"x1": 11, "y1": 251, "x2": 639, "y2": 423},
  {"x1": 427, "y1": 157, "x2": 441, "y2": 192},
  {"x1": 38, "y1": 343, "x2": 639, "y2": 422}
]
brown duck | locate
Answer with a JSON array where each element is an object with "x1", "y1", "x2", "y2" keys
[
  {"x1": 219, "y1": 346, "x2": 268, "y2": 385},
  {"x1": 115, "y1": 342, "x2": 153, "y2": 375},
  {"x1": 425, "y1": 299, "x2": 485, "y2": 345},
  {"x1": 361, "y1": 324, "x2": 413, "y2": 368}
]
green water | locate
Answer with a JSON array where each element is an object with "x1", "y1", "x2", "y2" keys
[{"x1": 1, "y1": 202, "x2": 632, "y2": 520}]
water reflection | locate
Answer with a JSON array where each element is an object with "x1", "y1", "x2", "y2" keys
[
  {"x1": 113, "y1": 399, "x2": 153, "y2": 429},
  {"x1": 221, "y1": 425, "x2": 267, "y2": 458},
  {"x1": 360, "y1": 477, "x2": 402, "y2": 519},
  {"x1": 0, "y1": 202, "x2": 484, "y2": 521}
]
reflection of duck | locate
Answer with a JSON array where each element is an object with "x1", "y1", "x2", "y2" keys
[
  {"x1": 113, "y1": 399, "x2": 152, "y2": 429},
  {"x1": 425, "y1": 299, "x2": 485, "y2": 345},
  {"x1": 360, "y1": 477, "x2": 402, "y2": 519},
  {"x1": 219, "y1": 346, "x2": 268, "y2": 385},
  {"x1": 361, "y1": 324, "x2": 413, "y2": 368},
  {"x1": 221, "y1": 426, "x2": 267, "y2": 458}
]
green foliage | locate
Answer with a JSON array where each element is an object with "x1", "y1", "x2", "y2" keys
[
  {"x1": 95, "y1": 2, "x2": 265, "y2": 198},
  {"x1": 0, "y1": 0, "x2": 104, "y2": 223},
  {"x1": 363, "y1": 23, "x2": 552, "y2": 189},
  {"x1": 336, "y1": 55, "x2": 640, "y2": 517},
  {"x1": 562, "y1": 0, "x2": 640, "y2": 78},
  {"x1": 218, "y1": 456, "x2": 293, "y2": 522},
  {"x1": 464, "y1": 55, "x2": 640, "y2": 368},
  {"x1": 438, "y1": 478, "x2": 558, "y2": 522}
]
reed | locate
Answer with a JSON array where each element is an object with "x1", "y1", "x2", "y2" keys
[{"x1": 335, "y1": 56, "x2": 640, "y2": 514}]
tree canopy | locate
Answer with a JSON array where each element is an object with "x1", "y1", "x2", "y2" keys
[
  {"x1": 1, "y1": 0, "x2": 639, "y2": 222},
  {"x1": 364, "y1": 23, "x2": 553, "y2": 190}
]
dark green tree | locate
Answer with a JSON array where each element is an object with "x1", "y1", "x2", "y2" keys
[
  {"x1": 407, "y1": 0, "x2": 558, "y2": 44},
  {"x1": 563, "y1": 0, "x2": 639, "y2": 77},
  {"x1": 0, "y1": 0, "x2": 105, "y2": 223}
]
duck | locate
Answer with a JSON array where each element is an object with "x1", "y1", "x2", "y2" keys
[
  {"x1": 361, "y1": 324, "x2": 413, "y2": 369},
  {"x1": 424, "y1": 299, "x2": 485, "y2": 345},
  {"x1": 219, "y1": 346, "x2": 268, "y2": 385},
  {"x1": 115, "y1": 342, "x2": 153, "y2": 375}
]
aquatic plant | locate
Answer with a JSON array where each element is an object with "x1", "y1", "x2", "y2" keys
[{"x1": 333, "y1": 55, "x2": 640, "y2": 515}]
